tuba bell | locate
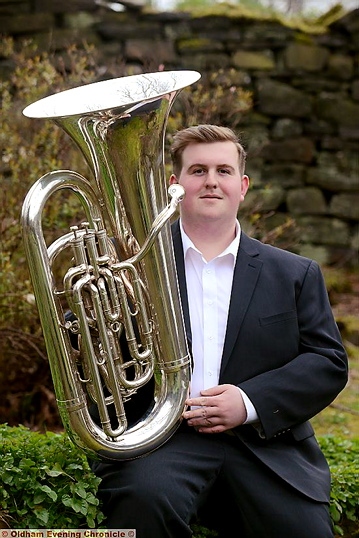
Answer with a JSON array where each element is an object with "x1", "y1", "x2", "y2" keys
[{"x1": 21, "y1": 70, "x2": 201, "y2": 461}]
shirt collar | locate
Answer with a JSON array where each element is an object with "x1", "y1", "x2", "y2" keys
[{"x1": 179, "y1": 219, "x2": 241, "y2": 263}]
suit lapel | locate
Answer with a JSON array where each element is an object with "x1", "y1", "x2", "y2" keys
[
  {"x1": 171, "y1": 221, "x2": 192, "y2": 349},
  {"x1": 220, "y1": 233, "x2": 263, "y2": 376}
]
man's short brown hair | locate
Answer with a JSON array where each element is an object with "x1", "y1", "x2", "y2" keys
[{"x1": 170, "y1": 125, "x2": 247, "y2": 176}]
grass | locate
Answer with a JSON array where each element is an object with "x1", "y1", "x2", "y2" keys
[
  {"x1": 313, "y1": 269, "x2": 359, "y2": 439},
  {"x1": 312, "y1": 351, "x2": 359, "y2": 438}
]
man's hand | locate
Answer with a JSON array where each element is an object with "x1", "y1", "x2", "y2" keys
[{"x1": 182, "y1": 384, "x2": 247, "y2": 434}]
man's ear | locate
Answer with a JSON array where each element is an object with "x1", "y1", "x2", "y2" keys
[
  {"x1": 240, "y1": 175, "x2": 250, "y2": 201},
  {"x1": 169, "y1": 174, "x2": 178, "y2": 185}
]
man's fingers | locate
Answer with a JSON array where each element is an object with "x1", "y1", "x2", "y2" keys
[{"x1": 185, "y1": 395, "x2": 209, "y2": 408}]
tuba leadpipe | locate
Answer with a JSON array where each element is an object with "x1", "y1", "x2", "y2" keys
[{"x1": 21, "y1": 70, "x2": 201, "y2": 461}]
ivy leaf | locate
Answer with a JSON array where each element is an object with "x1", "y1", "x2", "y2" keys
[
  {"x1": 73, "y1": 483, "x2": 87, "y2": 499},
  {"x1": 85, "y1": 492, "x2": 100, "y2": 506},
  {"x1": 33, "y1": 507, "x2": 49, "y2": 525},
  {"x1": 62, "y1": 495, "x2": 88, "y2": 515},
  {"x1": 61, "y1": 494, "x2": 73, "y2": 508},
  {"x1": 39, "y1": 485, "x2": 58, "y2": 502},
  {"x1": 19, "y1": 458, "x2": 36, "y2": 469},
  {"x1": 2, "y1": 471, "x2": 15, "y2": 485},
  {"x1": 45, "y1": 462, "x2": 65, "y2": 478},
  {"x1": 33, "y1": 492, "x2": 46, "y2": 504}
]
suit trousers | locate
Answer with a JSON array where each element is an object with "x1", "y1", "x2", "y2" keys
[{"x1": 92, "y1": 423, "x2": 333, "y2": 538}]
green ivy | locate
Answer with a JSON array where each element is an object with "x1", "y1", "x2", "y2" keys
[
  {"x1": 318, "y1": 436, "x2": 359, "y2": 537},
  {"x1": 0, "y1": 425, "x2": 105, "y2": 529}
]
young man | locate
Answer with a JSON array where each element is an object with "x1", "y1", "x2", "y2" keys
[{"x1": 93, "y1": 125, "x2": 348, "y2": 537}]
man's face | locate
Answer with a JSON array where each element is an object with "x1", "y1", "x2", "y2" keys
[{"x1": 170, "y1": 141, "x2": 249, "y2": 226}]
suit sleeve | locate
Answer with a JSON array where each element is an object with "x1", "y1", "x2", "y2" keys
[{"x1": 238, "y1": 260, "x2": 348, "y2": 440}]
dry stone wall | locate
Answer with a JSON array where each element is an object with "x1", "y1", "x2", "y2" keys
[{"x1": 1, "y1": 0, "x2": 358, "y2": 266}]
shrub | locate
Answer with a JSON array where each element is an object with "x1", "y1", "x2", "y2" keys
[
  {"x1": 0, "y1": 37, "x2": 101, "y2": 429},
  {"x1": 0, "y1": 424, "x2": 105, "y2": 529},
  {"x1": 319, "y1": 436, "x2": 359, "y2": 537},
  {"x1": 0, "y1": 425, "x2": 357, "y2": 536}
]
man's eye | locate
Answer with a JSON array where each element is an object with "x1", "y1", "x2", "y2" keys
[
  {"x1": 218, "y1": 168, "x2": 230, "y2": 174},
  {"x1": 193, "y1": 168, "x2": 204, "y2": 174}
]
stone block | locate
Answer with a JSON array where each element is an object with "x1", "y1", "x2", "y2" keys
[
  {"x1": 259, "y1": 137, "x2": 315, "y2": 164},
  {"x1": 262, "y1": 164, "x2": 306, "y2": 188},
  {"x1": 284, "y1": 43, "x2": 329, "y2": 72},
  {"x1": 241, "y1": 23, "x2": 293, "y2": 49},
  {"x1": 1, "y1": 13, "x2": 54, "y2": 34},
  {"x1": 257, "y1": 79, "x2": 312, "y2": 117},
  {"x1": 242, "y1": 185, "x2": 286, "y2": 212},
  {"x1": 286, "y1": 187, "x2": 327, "y2": 215},
  {"x1": 327, "y1": 53, "x2": 354, "y2": 80},
  {"x1": 177, "y1": 38, "x2": 224, "y2": 53},
  {"x1": 297, "y1": 216, "x2": 350, "y2": 246},
  {"x1": 307, "y1": 151, "x2": 359, "y2": 192},
  {"x1": 0, "y1": 0, "x2": 29, "y2": 15},
  {"x1": 297, "y1": 244, "x2": 330, "y2": 266},
  {"x1": 232, "y1": 50, "x2": 275, "y2": 70},
  {"x1": 125, "y1": 39, "x2": 177, "y2": 64},
  {"x1": 272, "y1": 118, "x2": 303, "y2": 139},
  {"x1": 241, "y1": 125, "x2": 270, "y2": 155},
  {"x1": 63, "y1": 11, "x2": 99, "y2": 30},
  {"x1": 179, "y1": 53, "x2": 230, "y2": 71},
  {"x1": 34, "y1": 0, "x2": 96, "y2": 12},
  {"x1": 315, "y1": 95, "x2": 359, "y2": 129},
  {"x1": 352, "y1": 79, "x2": 359, "y2": 101},
  {"x1": 330, "y1": 193, "x2": 359, "y2": 220},
  {"x1": 96, "y1": 14, "x2": 162, "y2": 41}
]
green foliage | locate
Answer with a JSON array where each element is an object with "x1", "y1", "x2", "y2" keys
[
  {"x1": 0, "y1": 424, "x2": 105, "y2": 529},
  {"x1": 319, "y1": 436, "x2": 359, "y2": 537},
  {"x1": 0, "y1": 426, "x2": 357, "y2": 535},
  {"x1": 0, "y1": 37, "x2": 104, "y2": 428},
  {"x1": 192, "y1": 523, "x2": 219, "y2": 537},
  {"x1": 0, "y1": 37, "x2": 97, "y2": 331}
]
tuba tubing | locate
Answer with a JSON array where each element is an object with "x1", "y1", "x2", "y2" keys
[{"x1": 21, "y1": 71, "x2": 200, "y2": 460}]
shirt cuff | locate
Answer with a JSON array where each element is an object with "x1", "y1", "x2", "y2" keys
[{"x1": 238, "y1": 387, "x2": 259, "y2": 424}]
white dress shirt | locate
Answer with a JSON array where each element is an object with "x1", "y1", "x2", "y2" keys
[{"x1": 180, "y1": 220, "x2": 258, "y2": 423}]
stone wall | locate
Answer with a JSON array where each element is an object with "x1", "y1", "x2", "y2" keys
[{"x1": 1, "y1": 0, "x2": 358, "y2": 266}]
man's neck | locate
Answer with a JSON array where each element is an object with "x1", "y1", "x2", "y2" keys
[{"x1": 181, "y1": 219, "x2": 237, "y2": 262}]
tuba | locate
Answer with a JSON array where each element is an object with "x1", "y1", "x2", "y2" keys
[{"x1": 21, "y1": 70, "x2": 200, "y2": 461}]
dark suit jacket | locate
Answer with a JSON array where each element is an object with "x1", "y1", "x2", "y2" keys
[{"x1": 171, "y1": 220, "x2": 348, "y2": 502}]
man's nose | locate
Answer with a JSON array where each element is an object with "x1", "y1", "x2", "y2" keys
[{"x1": 204, "y1": 170, "x2": 218, "y2": 188}]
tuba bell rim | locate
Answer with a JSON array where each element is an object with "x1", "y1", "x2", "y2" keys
[{"x1": 22, "y1": 70, "x2": 201, "y2": 120}]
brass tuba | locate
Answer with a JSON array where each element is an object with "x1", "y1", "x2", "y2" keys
[{"x1": 21, "y1": 70, "x2": 200, "y2": 461}]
